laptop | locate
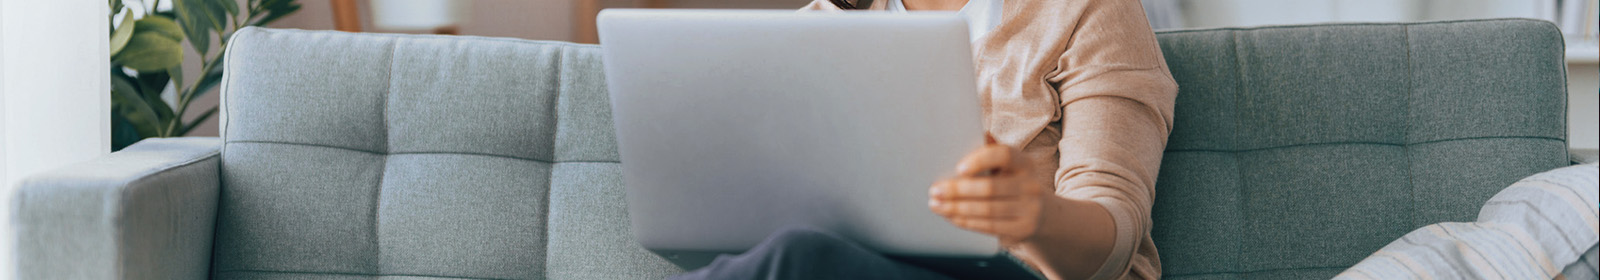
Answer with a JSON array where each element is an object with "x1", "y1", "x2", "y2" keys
[{"x1": 598, "y1": 9, "x2": 1039, "y2": 279}]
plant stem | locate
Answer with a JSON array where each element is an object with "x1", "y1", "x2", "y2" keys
[
  {"x1": 166, "y1": 1, "x2": 263, "y2": 137},
  {"x1": 168, "y1": 40, "x2": 220, "y2": 136}
]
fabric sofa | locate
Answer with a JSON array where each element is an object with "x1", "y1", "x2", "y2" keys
[{"x1": 13, "y1": 19, "x2": 1571, "y2": 279}]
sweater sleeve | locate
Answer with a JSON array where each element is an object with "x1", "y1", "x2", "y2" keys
[{"x1": 1047, "y1": 0, "x2": 1178, "y2": 279}]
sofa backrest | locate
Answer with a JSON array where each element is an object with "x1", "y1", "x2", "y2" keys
[
  {"x1": 218, "y1": 19, "x2": 1572, "y2": 280},
  {"x1": 1149, "y1": 19, "x2": 1571, "y2": 279},
  {"x1": 215, "y1": 27, "x2": 680, "y2": 280}
]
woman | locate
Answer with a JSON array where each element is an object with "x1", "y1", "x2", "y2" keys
[{"x1": 672, "y1": 0, "x2": 1176, "y2": 279}]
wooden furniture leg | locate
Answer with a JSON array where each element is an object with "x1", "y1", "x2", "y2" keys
[
  {"x1": 331, "y1": 0, "x2": 362, "y2": 32},
  {"x1": 574, "y1": 0, "x2": 601, "y2": 44}
]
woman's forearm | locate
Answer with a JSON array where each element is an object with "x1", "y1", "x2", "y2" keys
[{"x1": 1009, "y1": 195, "x2": 1119, "y2": 280}]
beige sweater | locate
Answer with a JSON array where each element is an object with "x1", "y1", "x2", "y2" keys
[{"x1": 802, "y1": 1, "x2": 1178, "y2": 279}]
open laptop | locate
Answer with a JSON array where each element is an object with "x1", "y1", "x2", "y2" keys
[{"x1": 598, "y1": 9, "x2": 1039, "y2": 279}]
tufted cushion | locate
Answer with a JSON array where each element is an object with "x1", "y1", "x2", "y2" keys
[
  {"x1": 214, "y1": 28, "x2": 679, "y2": 280},
  {"x1": 1149, "y1": 19, "x2": 1570, "y2": 279},
  {"x1": 213, "y1": 19, "x2": 1573, "y2": 280}
]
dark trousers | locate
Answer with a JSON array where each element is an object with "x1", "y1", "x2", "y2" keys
[{"x1": 669, "y1": 226, "x2": 957, "y2": 280}]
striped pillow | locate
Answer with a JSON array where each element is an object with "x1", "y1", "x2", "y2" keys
[{"x1": 1337, "y1": 164, "x2": 1598, "y2": 280}]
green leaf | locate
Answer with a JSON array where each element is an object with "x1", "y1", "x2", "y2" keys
[
  {"x1": 110, "y1": 64, "x2": 137, "y2": 89},
  {"x1": 260, "y1": 0, "x2": 292, "y2": 10},
  {"x1": 204, "y1": 0, "x2": 228, "y2": 33},
  {"x1": 219, "y1": 0, "x2": 239, "y2": 17},
  {"x1": 177, "y1": 107, "x2": 219, "y2": 136},
  {"x1": 114, "y1": 16, "x2": 187, "y2": 70},
  {"x1": 136, "y1": 16, "x2": 184, "y2": 41},
  {"x1": 252, "y1": 2, "x2": 298, "y2": 26},
  {"x1": 152, "y1": 10, "x2": 177, "y2": 20},
  {"x1": 113, "y1": 31, "x2": 184, "y2": 71},
  {"x1": 111, "y1": 69, "x2": 164, "y2": 137},
  {"x1": 167, "y1": 66, "x2": 185, "y2": 94},
  {"x1": 111, "y1": 111, "x2": 144, "y2": 151},
  {"x1": 135, "y1": 70, "x2": 176, "y2": 121},
  {"x1": 174, "y1": 0, "x2": 213, "y2": 54},
  {"x1": 109, "y1": 9, "x2": 137, "y2": 56},
  {"x1": 135, "y1": 70, "x2": 168, "y2": 96},
  {"x1": 189, "y1": 64, "x2": 224, "y2": 101}
]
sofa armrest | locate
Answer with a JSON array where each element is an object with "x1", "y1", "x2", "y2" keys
[{"x1": 11, "y1": 137, "x2": 222, "y2": 280}]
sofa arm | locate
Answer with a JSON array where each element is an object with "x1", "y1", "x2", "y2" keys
[{"x1": 11, "y1": 137, "x2": 222, "y2": 280}]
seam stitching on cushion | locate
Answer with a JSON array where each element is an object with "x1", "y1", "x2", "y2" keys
[
  {"x1": 244, "y1": 28, "x2": 598, "y2": 49},
  {"x1": 1558, "y1": 24, "x2": 1571, "y2": 160},
  {"x1": 1402, "y1": 24, "x2": 1420, "y2": 229},
  {"x1": 372, "y1": 36, "x2": 400, "y2": 275},
  {"x1": 1229, "y1": 28, "x2": 1249, "y2": 273},
  {"x1": 540, "y1": 45, "x2": 566, "y2": 278},
  {"x1": 549, "y1": 45, "x2": 566, "y2": 162},
  {"x1": 212, "y1": 28, "x2": 252, "y2": 277},
  {"x1": 214, "y1": 269, "x2": 516, "y2": 280},
  {"x1": 392, "y1": 152, "x2": 608, "y2": 164},
  {"x1": 226, "y1": 140, "x2": 382, "y2": 154},
  {"x1": 114, "y1": 148, "x2": 221, "y2": 278},
  {"x1": 116, "y1": 150, "x2": 223, "y2": 191},
  {"x1": 221, "y1": 30, "x2": 242, "y2": 144},
  {"x1": 1164, "y1": 136, "x2": 1566, "y2": 153},
  {"x1": 115, "y1": 150, "x2": 223, "y2": 224},
  {"x1": 226, "y1": 141, "x2": 617, "y2": 164}
]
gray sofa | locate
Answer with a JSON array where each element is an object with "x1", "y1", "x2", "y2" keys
[{"x1": 13, "y1": 19, "x2": 1570, "y2": 279}]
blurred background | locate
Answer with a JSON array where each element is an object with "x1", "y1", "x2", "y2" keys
[
  {"x1": 265, "y1": 0, "x2": 1600, "y2": 43},
  {"x1": 83, "y1": 0, "x2": 1599, "y2": 142},
  {"x1": 79, "y1": 0, "x2": 1598, "y2": 174},
  {"x1": 242, "y1": 0, "x2": 1596, "y2": 156}
]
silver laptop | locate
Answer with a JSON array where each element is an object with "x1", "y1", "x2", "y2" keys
[{"x1": 599, "y1": 9, "x2": 1028, "y2": 275}]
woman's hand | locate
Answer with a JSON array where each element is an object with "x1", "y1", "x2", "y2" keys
[{"x1": 928, "y1": 134, "x2": 1054, "y2": 245}]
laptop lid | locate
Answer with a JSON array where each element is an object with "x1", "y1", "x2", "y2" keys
[{"x1": 598, "y1": 9, "x2": 994, "y2": 258}]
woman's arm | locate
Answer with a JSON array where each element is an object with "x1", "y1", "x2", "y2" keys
[
  {"x1": 930, "y1": 140, "x2": 1122, "y2": 280},
  {"x1": 932, "y1": 0, "x2": 1177, "y2": 279},
  {"x1": 1014, "y1": 94, "x2": 1173, "y2": 280},
  {"x1": 931, "y1": 98, "x2": 1169, "y2": 280},
  {"x1": 1026, "y1": 0, "x2": 1180, "y2": 277}
]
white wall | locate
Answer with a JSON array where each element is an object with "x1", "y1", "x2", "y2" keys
[
  {"x1": 1183, "y1": 0, "x2": 1425, "y2": 28},
  {"x1": 0, "y1": 0, "x2": 111, "y2": 277},
  {"x1": 1423, "y1": 0, "x2": 1557, "y2": 21},
  {"x1": 1181, "y1": 0, "x2": 1563, "y2": 29},
  {"x1": 1568, "y1": 64, "x2": 1599, "y2": 161}
]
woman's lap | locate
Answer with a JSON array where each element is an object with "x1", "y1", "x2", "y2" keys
[{"x1": 669, "y1": 226, "x2": 955, "y2": 280}]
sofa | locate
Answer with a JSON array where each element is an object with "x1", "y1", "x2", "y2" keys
[{"x1": 13, "y1": 18, "x2": 1571, "y2": 279}]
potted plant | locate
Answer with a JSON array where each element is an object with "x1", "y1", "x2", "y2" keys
[{"x1": 108, "y1": 0, "x2": 300, "y2": 150}]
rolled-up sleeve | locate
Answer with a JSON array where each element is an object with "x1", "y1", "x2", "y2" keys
[{"x1": 1046, "y1": 0, "x2": 1178, "y2": 279}]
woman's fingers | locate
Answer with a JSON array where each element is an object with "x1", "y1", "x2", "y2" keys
[
  {"x1": 948, "y1": 217, "x2": 999, "y2": 234},
  {"x1": 956, "y1": 144, "x2": 1017, "y2": 177},
  {"x1": 930, "y1": 177, "x2": 1041, "y2": 200},
  {"x1": 930, "y1": 178, "x2": 995, "y2": 199},
  {"x1": 947, "y1": 216, "x2": 1037, "y2": 241},
  {"x1": 929, "y1": 198, "x2": 1034, "y2": 218},
  {"x1": 930, "y1": 136, "x2": 1045, "y2": 242}
]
